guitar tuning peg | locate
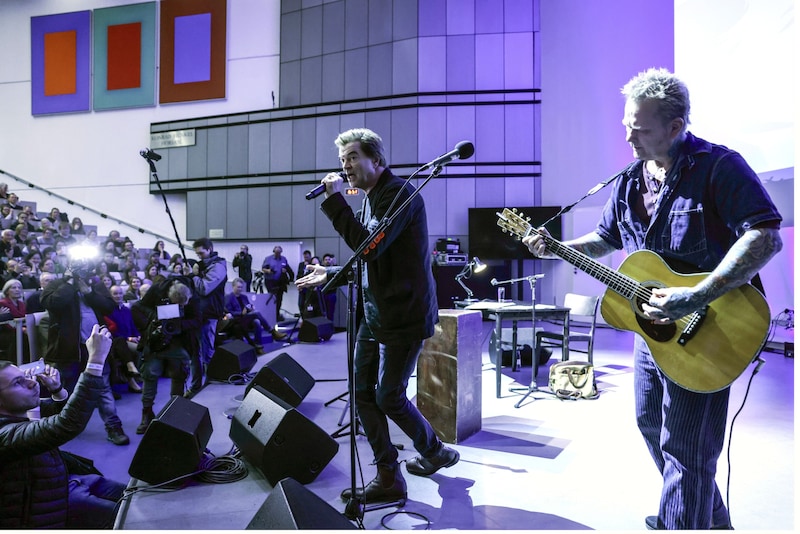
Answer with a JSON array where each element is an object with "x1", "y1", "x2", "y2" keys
[{"x1": 512, "y1": 208, "x2": 518, "y2": 213}]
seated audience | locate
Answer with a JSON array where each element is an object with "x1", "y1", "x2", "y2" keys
[
  {"x1": 0, "y1": 325, "x2": 126, "y2": 529},
  {"x1": 37, "y1": 227, "x2": 56, "y2": 246},
  {"x1": 15, "y1": 211, "x2": 36, "y2": 233},
  {"x1": 55, "y1": 223, "x2": 76, "y2": 246},
  {"x1": 70, "y1": 217, "x2": 85, "y2": 235},
  {"x1": 45, "y1": 207, "x2": 67, "y2": 225},
  {"x1": 220, "y1": 277, "x2": 281, "y2": 353},
  {"x1": 25, "y1": 271, "x2": 56, "y2": 313},
  {"x1": 104, "y1": 285, "x2": 142, "y2": 394},
  {"x1": 153, "y1": 240, "x2": 170, "y2": 260},
  {"x1": 3, "y1": 193, "x2": 22, "y2": 213},
  {"x1": 0, "y1": 205, "x2": 15, "y2": 230},
  {"x1": 0, "y1": 279, "x2": 29, "y2": 361},
  {"x1": 123, "y1": 276, "x2": 143, "y2": 302}
]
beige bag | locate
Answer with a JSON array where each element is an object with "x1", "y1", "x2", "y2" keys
[{"x1": 548, "y1": 361, "x2": 598, "y2": 399}]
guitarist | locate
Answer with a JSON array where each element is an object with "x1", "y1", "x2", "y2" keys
[{"x1": 524, "y1": 68, "x2": 782, "y2": 530}]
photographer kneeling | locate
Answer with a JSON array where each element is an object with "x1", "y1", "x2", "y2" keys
[{"x1": 132, "y1": 280, "x2": 201, "y2": 434}]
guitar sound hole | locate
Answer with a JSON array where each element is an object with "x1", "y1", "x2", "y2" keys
[{"x1": 632, "y1": 290, "x2": 677, "y2": 343}]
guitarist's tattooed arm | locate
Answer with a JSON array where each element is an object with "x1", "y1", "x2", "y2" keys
[{"x1": 647, "y1": 227, "x2": 782, "y2": 322}]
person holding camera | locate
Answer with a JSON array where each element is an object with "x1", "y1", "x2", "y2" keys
[
  {"x1": 0, "y1": 324, "x2": 127, "y2": 529},
  {"x1": 187, "y1": 238, "x2": 227, "y2": 397},
  {"x1": 261, "y1": 245, "x2": 293, "y2": 322},
  {"x1": 41, "y1": 256, "x2": 129, "y2": 445},
  {"x1": 232, "y1": 244, "x2": 253, "y2": 292},
  {"x1": 133, "y1": 280, "x2": 201, "y2": 434}
]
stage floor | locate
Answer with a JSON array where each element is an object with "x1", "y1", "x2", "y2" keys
[{"x1": 63, "y1": 321, "x2": 794, "y2": 530}]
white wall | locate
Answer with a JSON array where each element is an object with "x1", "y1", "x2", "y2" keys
[{"x1": 0, "y1": 0, "x2": 281, "y2": 250}]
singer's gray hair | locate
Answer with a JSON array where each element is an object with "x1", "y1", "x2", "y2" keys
[
  {"x1": 621, "y1": 68, "x2": 690, "y2": 135},
  {"x1": 335, "y1": 128, "x2": 387, "y2": 167}
]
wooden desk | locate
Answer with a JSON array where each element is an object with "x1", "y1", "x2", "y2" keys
[{"x1": 457, "y1": 300, "x2": 570, "y2": 398}]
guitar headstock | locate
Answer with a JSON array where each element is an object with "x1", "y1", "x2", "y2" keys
[{"x1": 496, "y1": 208, "x2": 532, "y2": 240}]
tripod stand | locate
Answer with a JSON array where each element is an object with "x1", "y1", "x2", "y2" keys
[{"x1": 496, "y1": 274, "x2": 558, "y2": 407}]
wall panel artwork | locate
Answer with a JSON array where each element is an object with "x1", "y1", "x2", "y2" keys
[
  {"x1": 31, "y1": 11, "x2": 91, "y2": 115},
  {"x1": 159, "y1": 0, "x2": 227, "y2": 104},
  {"x1": 93, "y1": 2, "x2": 157, "y2": 110}
]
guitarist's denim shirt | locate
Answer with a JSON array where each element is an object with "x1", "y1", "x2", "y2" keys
[{"x1": 596, "y1": 132, "x2": 782, "y2": 273}]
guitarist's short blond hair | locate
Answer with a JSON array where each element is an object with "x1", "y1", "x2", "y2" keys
[{"x1": 622, "y1": 68, "x2": 690, "y2": 136}]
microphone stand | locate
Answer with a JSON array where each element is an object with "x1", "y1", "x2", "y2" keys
[
  {"x1": 142, "y1": 154, "x2": 188, "y2": 263},
  {"x1": 494, "y1": 274, "x2": 558, "y2": 407},
  {"x1": 321, "y1": 165, "x2": 445, "y2": 523}
]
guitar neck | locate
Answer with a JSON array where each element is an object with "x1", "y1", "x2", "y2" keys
[{"x1": 537, "y1": 231, "x2": 637, "y2": 300}]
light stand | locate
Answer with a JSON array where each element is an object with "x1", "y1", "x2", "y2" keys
[{"x1": 454, "y1": 257, "x2": 487, "y2": 302}]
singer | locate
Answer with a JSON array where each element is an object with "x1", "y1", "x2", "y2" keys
[{"x1": 296, "y1": 128, "x2": 458, "y2": 505}]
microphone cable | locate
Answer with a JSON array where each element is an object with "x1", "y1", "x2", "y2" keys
[{"x1": 723, "y1": 318, "x2": 775, "y2": 529}]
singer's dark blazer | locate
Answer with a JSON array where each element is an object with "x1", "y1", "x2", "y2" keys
[{"x1": 320, "y1": 168, "x2": 438, "y2": 344}]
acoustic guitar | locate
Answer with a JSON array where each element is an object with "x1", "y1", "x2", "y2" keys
[{"x1": 496, "y1": 208, "x2": 771, "y2": 392}]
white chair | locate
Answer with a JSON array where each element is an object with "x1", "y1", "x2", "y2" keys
[{"x1": 536, "y1": 293, "x2": 600, "y2": 364}]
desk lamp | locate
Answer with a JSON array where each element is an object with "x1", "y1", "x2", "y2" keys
[{"x1": 455, "y1": 257, "x2": 487, "y2": 302}]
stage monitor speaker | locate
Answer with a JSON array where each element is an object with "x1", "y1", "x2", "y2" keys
[
  {"x1": 128, "y1": 395, "x2": 213, "y2": 485},
  {"x1": 207, "y1": 339, "x2": 257, "y2": 381},
  {"x1": 245, "y1": 352, "x2": 314, "y2": 407},
  {"x1": 246, "y1": 477, "x2": 356, "y2": 530},
  {"x1": 298, "y1": 316, "x2": 334, "y2": 343},
  {"x1": 230, "y1": 385, "x2": 338, "y2": 485}
]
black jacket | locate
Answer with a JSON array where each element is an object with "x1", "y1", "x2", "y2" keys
[
  {"x1": 41, "y1": 278, "x2": 115, "y2": 364},
  {"x1": 0, "y1": 373, "x2": 104, "y2": 529},
  {"x1": 320, "y1": 169, "x2": 438, "y2": 343}
]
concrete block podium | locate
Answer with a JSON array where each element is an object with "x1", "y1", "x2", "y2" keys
[{"x1": 417, "y1": 309, "x2": 482, "y2": 443}]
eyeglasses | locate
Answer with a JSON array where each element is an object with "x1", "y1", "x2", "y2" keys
[{"x1": 0, "y1": 375, "x2": 37, "y2": 392}]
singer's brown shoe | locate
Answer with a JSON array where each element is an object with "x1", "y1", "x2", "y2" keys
[{"x1": 340, "y1": 463, "x2": 406, "y2": 506}]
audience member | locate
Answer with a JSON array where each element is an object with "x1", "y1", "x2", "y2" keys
[
  {"x1": 45, "y1": 207, "x2": 65, "y2": 225},
  {"x1": 104, "y1": 285, "x2": 142, "y2": 394},
  {"x1": 1, "y1": 229, "x2": 23, "y2": 258},
  {"x1": 0, "y1": 182, "x2": 7, "y2": 200},
  {"x1": 70, "y1": 217, "x2": 85, "y2": 235},
  {"x1": 221, "y1": 277, "x2": 284, "y2": 353},
  {"x1": 16, "y1": 211, "x2": 36, "y2": 233},
  {"x1": 17, "y1": 262, "x2": 39, "y2": 290},
  {"x1": 99, "y1": 274, "x2": 113, "y2": 290},
  {"x1": 37, "y1": 227, "x2": 56, "y2": 247},
  {"x1": 41, "y1": 260, "x2": 130, "y2": 445},
  {"x1": 232, "y1": 244, "x2": 253, "y2": 291},
  {"x1": 262, "y1": 245, "x2": 293, "y2": 322},
  {"x1": 143, "y1": 263, "x2": 164, "y2": 286},
  {"x1": 3, "y1": 193, "x2": 22, "y2": 213},
  {"x1": 133, "y1": 280, "x2": 200, "y2": 433},
  {"x1": 23, "y1": 237, "x2": 40, "y2": 257},
  {"x1": 0, "y1": 205, "x2": 15, "y2": 230},
  {"x1": 26, "y1": 271, "x2": 56, "y2": 313},
  {"x1": 56, "y1": 222, "x2": 76, "y2": 246},
  {"x1": 0, "y1": 326, "x2": 127, "y2": 529},
  {"x1": 153, "y1": 240, "x2": 170, "y2": 261},
  {"x1": 0, "y1": 279, "x2": 29, "y2": 360},
  {"x1": 81, "y1": 229, "x2": 99, "y2": 247},
  {"x1": 22, "y1": 205, "x2": 39, "y2": 222},
  {"x1": 187, "y1": 238, "x2": 227, "y2": 398},
  {"x1": 123, "y1": 276, "x2": 143, "y2": 302}
]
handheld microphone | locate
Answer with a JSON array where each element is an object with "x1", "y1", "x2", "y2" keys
[
  {"x1": 140, "y1": 148, "x2": 162, "y2": 161},
  {"x1": 420, "y1": 141, "x2": 474, "y2": 170},
  {"x1": 306, "y1": 172, "x2": 346, "y2": 200}
]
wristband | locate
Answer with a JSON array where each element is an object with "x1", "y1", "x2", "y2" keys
[{"x1": 86, "y1": 362, "x2": 104, "y2": 372}]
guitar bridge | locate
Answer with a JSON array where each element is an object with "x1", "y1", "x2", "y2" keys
[{"x1": 677, "y1": 306, "x2": 708, "y2": 346}]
